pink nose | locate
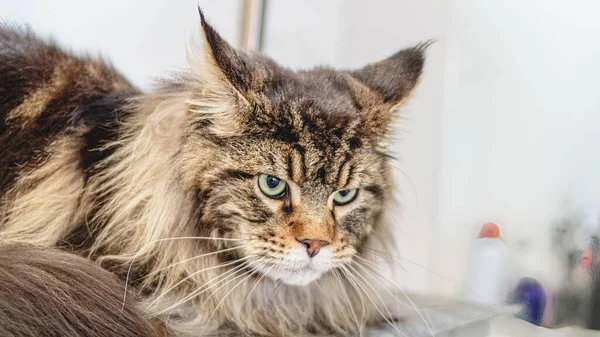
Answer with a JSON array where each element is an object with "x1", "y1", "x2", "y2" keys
[{"x1": 299, "y1": 239, "x2": 330, "y2": 257}]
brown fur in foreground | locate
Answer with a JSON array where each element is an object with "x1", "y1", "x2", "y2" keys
[{"x1": 0, "y1": 245, "x2": 161, "y2": 337}]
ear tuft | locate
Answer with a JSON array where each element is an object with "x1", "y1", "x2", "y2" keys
[{"x1": 197, "y1": 6, "x2": 206, "y2": 23}]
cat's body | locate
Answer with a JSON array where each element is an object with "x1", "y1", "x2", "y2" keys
[
  {"x1": 0, "y1": 245, "x2": 164, "y2": 337},
  {"x1": 0, "y1": 10, "x2": 429, "y2": 337}
]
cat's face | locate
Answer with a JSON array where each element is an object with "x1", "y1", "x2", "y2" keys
[
  {"x1": 181, "y1": 12, "x2": 425, "y2": 286},
  {"x1": 189, "y1": 114, "x2": 391, "y2": 286}
]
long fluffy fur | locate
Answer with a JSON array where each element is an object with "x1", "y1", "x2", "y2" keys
[{"x1": 0, "y1": 244, "x2": 162, "y2": 337}]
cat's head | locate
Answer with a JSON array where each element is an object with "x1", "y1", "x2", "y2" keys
[{"x1": 180, "y1": 10, "x2": 426, "y2": 286}]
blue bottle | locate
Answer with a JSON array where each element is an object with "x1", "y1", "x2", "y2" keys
[{"x1": 511, "y1": 277, "x2": 547, "y2": 326}]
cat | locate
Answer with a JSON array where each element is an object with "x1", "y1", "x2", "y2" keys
[{"x1": 0, "y1": 8, "x2": 434, "y2": 337}]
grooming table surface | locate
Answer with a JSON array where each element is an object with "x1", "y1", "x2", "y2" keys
[
  {"x1": 369, "y1": 315, "x2": 600, "y2": 336},
  {"x1": 489, "y1": 316, "x2": 600, "y2": 337}
]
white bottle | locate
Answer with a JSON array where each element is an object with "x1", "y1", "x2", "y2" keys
[{"x1": 467, "y1": 222, "x2": 510, "y2": 304}]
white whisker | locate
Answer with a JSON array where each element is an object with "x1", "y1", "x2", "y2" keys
[
  {"x1": 339, "y1": 267, "x2": 367, "y2": 332},
  {"x1": 353, "y1": 258, "x2": 435, "y2": 336},
  {"x1": 347, "y1": 263, "x2": 408, "y2": 336},
  {"x1": 122, "y1": 235, "x2": 245, "y2": 310},
  {"x1": 237, "y1": 263, "x2": 273, "y2": 316},
  {"x1": 145, "y1": 246, "x2": 244, "y2": 278},
  {"x1": 332, "y1": 269, "x2": 361, "y2": 335},
  {"x1": 200, "y1": 262, "x2": 266, "y2": 336},
  {"x1": 342, "y1": 265, "x2": 406, "y2": 337},
  {"x1": 197, "y1": 259, "x2": 264, "y2": 311},
  {"x1": 271, "y1": 276, "x2": 284, "y2": 297},
  {"x1": 354, "y1": 255, "x2": 412, "y2": 310},
  {"x1": 153, "y1": 261, "x2": 251, "y2": 315},
  {"x1": 362, "y1": 247, "x2": 471, "y2": 293},
  {"x1": 154, "y1": 256, "x2": 261, "y2": 316},
  {"x1": 146, "y1": 255, "x2": 253, "y2": 311}
]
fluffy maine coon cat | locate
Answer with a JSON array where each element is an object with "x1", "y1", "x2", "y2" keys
[{"x1": 0, "y1": 8, "x2": 495, "y2": 337}]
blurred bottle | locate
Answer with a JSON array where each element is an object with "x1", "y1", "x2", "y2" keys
[{"x1": 467, "y1": 222, "x2": 510, "y2": 304}]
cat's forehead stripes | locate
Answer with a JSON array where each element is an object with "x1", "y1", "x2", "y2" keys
[
  {"x1": 336, "y1": 161, "x2": 352, "y2": 190},
  {"x1": 287, "y1": 144, "x2": 305, "y2": 183},
  {"x1": 286, "y1": 135, "x2": 352, "y2": 188}
]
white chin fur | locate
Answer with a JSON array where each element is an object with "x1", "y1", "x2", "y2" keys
[
  {"x1": 255, "y1": 246, "x2": 334, "y2": 286},
  {"x1": 273, "y1": 267, "x2": 326, "y2": 286}
]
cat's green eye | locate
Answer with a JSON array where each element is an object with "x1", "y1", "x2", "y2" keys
[
  {"x1": 258, "y1": 174, "x2": 287, "y2": 198},
  {"x1": 333, "y1": 189, "x2": 358, "y2": 205}
]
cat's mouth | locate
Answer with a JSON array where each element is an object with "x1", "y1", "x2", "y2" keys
[
  {"x1": 270, "y1": 265, "x2": 325, "y2": 286},
  {"x1": 250, "y1": 246, "x2": 338, "y2": 286},
  {"x1": 255, "y1": 262, "x2": 326, "y2": 286}
]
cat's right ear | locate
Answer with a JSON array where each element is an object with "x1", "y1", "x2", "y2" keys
[
  {"x1": 187, "y1": 8, "x2": 256, "y2": 136},
  {"x1": 196, "y1": 8, "x2": 255, "y2": 96}
]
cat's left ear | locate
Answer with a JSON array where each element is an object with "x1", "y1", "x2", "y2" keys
[{"x1": 347, "y1": 42, "x2": 430, "y2": 141}]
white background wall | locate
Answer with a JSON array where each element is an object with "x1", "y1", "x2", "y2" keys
[
  {"x1": 435, "y1": 0, "x2": 600, "y2": 295},
  {"x1": 0, "y1": 0, "x2": 243, "y2": 90},
  {"x1": 2, "y1": 0, "x2": 599, "y2": 298}
]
